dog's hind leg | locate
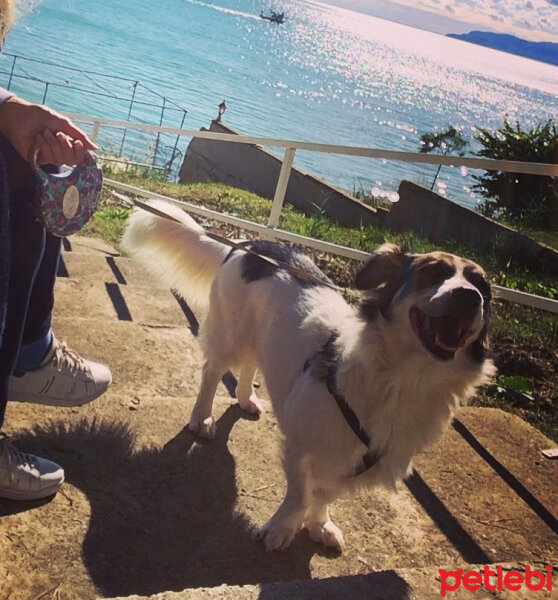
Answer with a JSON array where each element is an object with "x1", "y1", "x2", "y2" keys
[
  {"x1": 188, "y1": 360, "x2": 222, "y2": 439},
  {"x1": 305, "y1": 496, "x2": 345, "y2": 552},
  {"x1": 236, "y1": 363, "x2": 264, "y2": 415}
]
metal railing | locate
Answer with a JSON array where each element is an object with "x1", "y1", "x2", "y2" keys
[
  {"x1": 71, "y1": 113, "x2": 558, "y2": 315},
  {"x1": 0, "y1": 53, "x2": 189, "y2": 174}
]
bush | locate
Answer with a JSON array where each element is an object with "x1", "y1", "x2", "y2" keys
[{"x1": 473, "y1": 119, "x2": 558, "y2": 230}]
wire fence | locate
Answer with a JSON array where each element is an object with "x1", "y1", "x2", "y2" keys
[{"x1": 0, "y1": 52, "x2": 189, "y2": 176}]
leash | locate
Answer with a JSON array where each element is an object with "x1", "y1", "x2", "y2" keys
[{"x1": 110, "y1": 188, "x2": 351, "y2": 293}]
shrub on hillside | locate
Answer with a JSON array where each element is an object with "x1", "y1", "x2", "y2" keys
[{"x1": 473, "y1": 119, "x2": 558, "y2": 230}]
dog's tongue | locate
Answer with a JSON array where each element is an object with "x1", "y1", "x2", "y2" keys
[{"x1": 429, "y1": 315, "x2": 468, "y2": 351}]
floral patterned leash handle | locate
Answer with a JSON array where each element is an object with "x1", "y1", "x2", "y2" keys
[{"x1": 30, "y1": 146, "x2": 103, "y2": 237}]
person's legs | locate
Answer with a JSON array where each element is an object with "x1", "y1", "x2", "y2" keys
[
  {"x1": 17, "y1": 231, "x2": 61, "y2": 363},
  {"x1": 0, "y1": 136, "x2": 45, "y2": 429},
  {"x1": 8, "y1": 170, "x2": 112, "y2": 406},
  {"x1": 0, "y1": 226, "x2": 42, "y2": 425},
  {"x1": 0, "y1": 137, "x2": 64, "y2": 500}
]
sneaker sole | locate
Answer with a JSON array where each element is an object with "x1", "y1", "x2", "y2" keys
[
  {"x1": 0, "y1": 476, "x2": 65, "y2": 501},
  {"x1": 9, "y1": 377, "x2": 112, "y2": 407}
]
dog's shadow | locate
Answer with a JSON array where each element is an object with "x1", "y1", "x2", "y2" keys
[{"x1": 11, "y1": 407, "x2": 320, "y2": 597}]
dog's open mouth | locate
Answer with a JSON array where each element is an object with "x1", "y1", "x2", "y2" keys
[{"x1": 410, "y1": 307, "x2": 473, "y2": 361}]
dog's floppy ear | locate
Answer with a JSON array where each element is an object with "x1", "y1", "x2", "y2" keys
[
  {"x1": 355, "y1": 243, "x2": 407, "y2": 290},
  {"x1": 356, "y1": 243, "x2": 409, "y2": 320}
]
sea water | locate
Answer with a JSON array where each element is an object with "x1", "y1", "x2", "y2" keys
[{"x1": 3, "y1": 0, "x2": 557, "y2": 208}]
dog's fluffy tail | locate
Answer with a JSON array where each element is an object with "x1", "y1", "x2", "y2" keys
[{"x1": 122, "y1": 199, "x2": 230, "y2": 312}]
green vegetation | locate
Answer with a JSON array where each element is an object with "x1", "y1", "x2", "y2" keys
[
  {"x1": 83, "y1": 205, "x2": 130, "y2": 248},
  {"x1": 92, "y1": 169, "x2": 557, "y2": 303},
  {"x1": 473, "y1": 119, "x2": 558, "y2": 230},
  {"x1": 417, "y1": 119, "x2": 558, "y2": 236}
]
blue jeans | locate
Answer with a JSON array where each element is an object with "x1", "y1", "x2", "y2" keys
[{"x1": 0, "y1": 135, "x2": 60, "y2": 430}]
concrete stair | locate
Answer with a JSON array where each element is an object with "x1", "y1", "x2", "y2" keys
[{"x1": 0, "y1": 236, "x2": 555, "y2": 600}]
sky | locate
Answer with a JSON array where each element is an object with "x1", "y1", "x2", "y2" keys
[{"x1": 319, "y1": 0, "x2": 558, "y2": 43}]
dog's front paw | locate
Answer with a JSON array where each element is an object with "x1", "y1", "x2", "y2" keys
[
  {"x1": 306, "y1": 519, "x2": 345, "y2": 552},
  {"x1": 188, "y1": 416, "x2": 217, "y2": 439},
  {"x1": 257, "y1": 521, "x2": 299, "y2": 552}
]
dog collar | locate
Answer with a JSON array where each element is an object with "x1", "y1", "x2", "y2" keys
[{"x1": 304, "y1": 333, "x2": 385, "y2": 477}]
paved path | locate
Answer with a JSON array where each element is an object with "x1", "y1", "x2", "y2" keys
[{"x1": 0, "y1": 236, "x2": 556, "y2": 599}]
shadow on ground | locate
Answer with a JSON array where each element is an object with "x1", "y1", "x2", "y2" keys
[{"x1": 8, "y1": 408, "x2": 326, "y2": 598}]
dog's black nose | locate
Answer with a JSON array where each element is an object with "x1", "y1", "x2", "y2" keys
[{"x1": 451, "y1": 287, "x2": 482, "y2": 314}]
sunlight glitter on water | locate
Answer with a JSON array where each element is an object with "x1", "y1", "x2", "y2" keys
[
  {"x1": 8, "y1": 0, "x2": 557, "y2": 207},
  {"x1": 304, "y1": 0, "x2": 558, "y2": 92}
]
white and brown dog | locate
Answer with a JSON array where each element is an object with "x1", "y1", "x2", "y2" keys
[{"x1": 122, "y1": 200, "x2": 495, "y2": 553}]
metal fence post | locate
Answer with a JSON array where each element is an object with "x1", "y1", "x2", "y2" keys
[
  {"x1": 91, "y1": 120, "x2": 100, "y2": 144},
  {"x1": 119, "y1": 80, "x2": 138, "y2": 157},
  {"x1": 166, "y1": 110, "x2": 187, "y2": 178},
  {"x1": 153, "y1": 97, "x2": 166, "y2": 166},
  {"x1": 268, "y1": 147, "x2": 296, "y2": 229},
  {"x1": 41, "y1": 82, "x2": 49, "y2": 104},
  {"x1": 6, "y1": 54, "x2": 17, "y2": 89}
]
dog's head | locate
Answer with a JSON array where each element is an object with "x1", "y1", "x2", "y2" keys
[{"x1": 355, "y1": 244, "x2": 491, "y2": 362}]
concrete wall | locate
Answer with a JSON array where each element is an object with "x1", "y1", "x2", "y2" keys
[
  {"x1": 388, "y1": 181, "x2": 558, "y2": 273},
  {"x1": 179, "y1": 120, "x2": 387, "y2": 229}
]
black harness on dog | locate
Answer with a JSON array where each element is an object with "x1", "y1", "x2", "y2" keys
[{"x1": 304, "y1": 333, "x2": 385, "y2": 477}]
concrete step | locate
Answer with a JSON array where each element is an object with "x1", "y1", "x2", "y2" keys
[
  {"x1": 58, "y1": 237, "x2": 161, "y2": 289},
  {"x1": 56, "y1": 237, "x2": 195, "y2": 326},
  {"x1": 100, "y1": 561, "x2": 556, "y2": 600},
  {"x1": 54, "y1": 270, "x2": 193, "y2": 327},
  {"x1": 0, "y1": 236, "x2": 555, "y2": 600}
]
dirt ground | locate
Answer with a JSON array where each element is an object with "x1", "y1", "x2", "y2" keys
[{"x1": 0, "y1": 236, "x2": 556, "y2": 600}]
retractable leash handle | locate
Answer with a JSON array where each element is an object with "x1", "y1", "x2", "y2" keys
[{"x1": 30, "y1": 145, "x2": 103, "y2": 237}]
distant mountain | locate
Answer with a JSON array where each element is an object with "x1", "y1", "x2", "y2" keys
[{"x1": 447, "y1": 31, "x2": 558, "y2": 66}]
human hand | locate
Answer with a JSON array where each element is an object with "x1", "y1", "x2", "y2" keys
[{"x1": 0, "y1": 95, "x2": 97, "y2": 166}]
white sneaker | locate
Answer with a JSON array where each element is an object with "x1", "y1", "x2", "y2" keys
[
  {"x1": 0, "y1": 435, "x2": 64, "y2": 501},
  {"x1": 9, "y1": 337, "x2": 112, "y2": 407}
]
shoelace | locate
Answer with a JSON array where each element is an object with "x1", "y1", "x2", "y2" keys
[
  {"x1": 0, "y1": 437, "x2": 37, "y2": 485},
  {"x1": 52, "y1": 341, "x2": 87, "y2": 374}
]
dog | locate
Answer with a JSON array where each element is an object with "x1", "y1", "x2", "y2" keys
[{"x1": 122, "y1": 199, "x2": 495, "y2": 553}]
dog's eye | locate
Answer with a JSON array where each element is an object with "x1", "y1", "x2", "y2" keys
[
  {"x1": 464, "y1": 267, "x2": 491, "y2": 300},
  {"x1": 414, "y1": 261, "x2": 454, "y2": 289}
]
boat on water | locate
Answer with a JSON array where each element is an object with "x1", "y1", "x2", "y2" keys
[{"x1": 260, "y1": 10, "x2": 286, "y2": 24}]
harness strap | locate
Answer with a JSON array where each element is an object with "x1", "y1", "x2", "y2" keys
[
  {"x1": 321, "y1": 335, "x2": 371, "y2": 447},
  {"x1": 306, "y1": 334, "x2": 385, "y2": 476}
]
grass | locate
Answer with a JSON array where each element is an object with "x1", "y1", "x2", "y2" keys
[
  {"x1": 486, "y1": 215, "x2": 558, "y2": 251},
  {"x1": 83, "y1": 205, "x2": 130, "y2": 248},
  {"x1": 471, "y1": 300, "x2": 557, "y2": 441},
  {"x1": 83, "y1": 170, "x2": 558, "y2": 441},
  {"x1": 96, "y1": 171, "x2": 558, "y2": 299}
]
